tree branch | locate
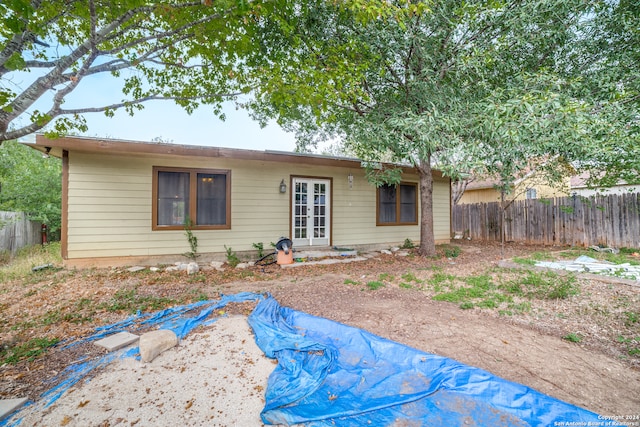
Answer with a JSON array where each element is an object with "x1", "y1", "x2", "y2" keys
[{"x1": 57, "y1": 91, "x2": 245, "y2": 116}]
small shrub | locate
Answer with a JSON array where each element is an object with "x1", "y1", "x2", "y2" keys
[
  {"x1": 252, "y1": 242, "x2": 265, "y2": 258},
  {"x1": 427, "y1": 272, "x2": 457, "y2": 287},
  {"x1": 401, "y1": 238, "x2": 415, "y2": 249},
  {"x1": 563, "y1": 333, "x2": 582, "y2": 343},
  {"x1": 547, "y1": 278, "x2": 579, "y2": 299},
  {"x1": 366, "y1": 281, "x2": 385, "y2": 290},
  {"x1": 508, "y1": 271, "x2": 579, "y2": 300},
  {"x1": 224, "y1": 245, "x2": 241, "y2": 267},
  {"x1": 624, "y1": 312, "x2": 639, "y2": 326},
  {"x1": 616, "y1": 335, "x2": 640, "y2": 357},
  {"x1": 401, "y1": 272, "x2": 422, "y2": 284},
  {"x1": 464, "y1": 274, "x2": 493, "y2": 290},
  {"x1": 192, "y1": 291, "x2": 210, "y2": 301},
  {"x1": 443, "y1": 245, "x2": 461, "y2": 258},
  {"x1": 477, "y1": 299, "x2": 499, "y2": 309},
  {"x1": 182, "y1": 218, "x2": 199, "y2": 261}
]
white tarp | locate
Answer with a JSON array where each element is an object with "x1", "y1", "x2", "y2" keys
[{"x1": 536, "y1": 255, "x2": 640, "y2": 281}]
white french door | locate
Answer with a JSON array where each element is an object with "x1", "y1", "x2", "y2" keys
[{"x1": 292, "y1": 178, "x2": 330, "y2": 247}]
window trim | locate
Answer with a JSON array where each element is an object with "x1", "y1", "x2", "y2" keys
[
  {"x1": 152, "y1": 166, "x2": 231, "y2": 231},
  {"x1": 376, "y1": 182, "x2": 419, "y2": 226}
]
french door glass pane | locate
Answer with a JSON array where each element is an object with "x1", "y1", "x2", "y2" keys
[
  {"x1": 314, "y1": 183, "x2": 327, "y2": 239},
  {"x1": 294, "y1": 182, "x2": 307, "y2": 239}
]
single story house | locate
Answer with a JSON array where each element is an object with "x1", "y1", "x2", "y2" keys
[
  {"x1": 569, "y1": 172, "x2": 640, "y2": 197},
  {"x1": 456, "y1": 170, "x2": 569, "y2": 205},
  {"x1": 457, "y1": 177, "x2": 568, "y2": 205},
  {"x1": 27, "y1": 135, "x2": 451, "y2": 267}
]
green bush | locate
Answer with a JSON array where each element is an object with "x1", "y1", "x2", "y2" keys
[
  {"x1": 443, "y1": 245, "x2": 461, "y2": 258},
  {"x1": 366, "y1": 281, "x2": 385, "y2": 290},
  {"x1": 224, "y1": 245, "x2": 241, "y2": 267},
  {"x1": 563, "y1": 333, "x2": 582, "y2": 343}
]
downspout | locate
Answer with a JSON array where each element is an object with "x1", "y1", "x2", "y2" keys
[{"x1": 61, "y1": 150, "x2": 69, "y2": 260}]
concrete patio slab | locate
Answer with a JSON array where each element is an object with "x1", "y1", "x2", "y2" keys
[
  {"x1": 0, "y1": 398, "x2": 28, "y2": 420},
  {"x1": 94, "y1": 332, "x2": 139, "y2": 352}
]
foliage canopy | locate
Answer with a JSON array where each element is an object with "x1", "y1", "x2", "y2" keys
[
  {"x1": 0, "y1": 0, "x2": 267, "y2": 142},
  {"x1": 0, "y1": 140, "x2": 61, "y2": 236},
  {"x1": 245, "y1": 0, "x2": 639, "y2": 254}
]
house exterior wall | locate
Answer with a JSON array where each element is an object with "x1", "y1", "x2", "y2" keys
[
  {"x1": 571, "y1": 185, "x2": 640, "y2": 197},
  {"x1": 458, "y1": 188, "x2": 502, "y2": 204},
  {"x1": 458, "y1": 177, "x2": 569, "y2": 204},
  {"x1": 66, "y1": 151, "x2": 450, "y2": 265}
]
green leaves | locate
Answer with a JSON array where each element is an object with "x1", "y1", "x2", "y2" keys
[
  {"x1": 1, "y1": 0, "x2": 270, "y2": 142},
  {"x1": 0, "y1": 141, "x2": 62, "y2": 236},
  {"x1": 3, "y1": 52, "x2": 25, "y2": 71}
]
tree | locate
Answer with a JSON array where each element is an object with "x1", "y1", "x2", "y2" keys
[
  {"x1": 565, "y1": 0, "x2": 640, "y2": 188},
  {"x1": 0, "y1": 139, "x2": 61, "y2": 237},
  {"x1": 248, "y1": 0, "x2": 600, "y2": 256},
  {"x1": 0, "y1": 0, "x2": 264, "y2": 143}
]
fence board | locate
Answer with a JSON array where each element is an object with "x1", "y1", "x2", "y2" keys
[
  {"x1": 452, "y1": 194, "x2": 640, "y2": 249},
  {"x1": 0, "y1": 211, "x2": 42, "y2": 254}
]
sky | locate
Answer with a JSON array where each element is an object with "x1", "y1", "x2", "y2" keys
[
  {"x1": 12, "y1": 68, "x2": 300, "y2": 152},
  {"x1": 76, "y1": 99, "x2": 299, "y2": 152}
]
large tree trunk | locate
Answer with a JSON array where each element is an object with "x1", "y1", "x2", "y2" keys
[{"x1": 417, "y1": 158, "x2": 436, "y2": 257}]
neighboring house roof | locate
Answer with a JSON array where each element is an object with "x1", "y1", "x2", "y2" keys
[
  {"x1": 26, "y1": 135, "x2": 444, "y2": 178},
  {"x1": 460, "y1": 169, "x2": 537, "y2": 191},
  {"x1": 461, "y1": 155, "x2": 574, "y2": 192},
  {"x1": 569, "y1": 171, "x2": 635, "y2": 190},
  {"x1": 463, "y1": 178, "x2": 501, "y2": 191}
]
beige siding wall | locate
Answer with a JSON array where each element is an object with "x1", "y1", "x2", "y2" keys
[
  {"x1": 458, "y1": 188, "x2": 502, "y2": 204},
  {"x1": 458, "y1": 177, "x2": 570, "y2": 205},
  {"x1": 66, "y1": 152, "x2": 451, "y2": 262}
]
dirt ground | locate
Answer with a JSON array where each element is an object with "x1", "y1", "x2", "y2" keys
[{"x1": 1, "y1": 240, "x2": 639, "y2": 424}]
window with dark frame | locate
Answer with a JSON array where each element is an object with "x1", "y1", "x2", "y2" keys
[
  {"x1": 377, "y1": 183, "x2": 418, "y2": 225},
  {"x1": 153, "y1": 167, "x2": 230, "y2": 230},
  {"x1": 525, "y1": 187, "x2": 537, "y2": 200}
]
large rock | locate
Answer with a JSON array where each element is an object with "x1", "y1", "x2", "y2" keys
[
  {"x1": 186, "y1": 262, "x2": 199, "y2": 275},
  {"x1": 139, "y1": 329, "x2": 178, "y2": 363}
]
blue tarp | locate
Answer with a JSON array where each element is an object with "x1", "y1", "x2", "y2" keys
[
  {"x1": 3, "y1": 293, "x2": 608, "y2": 427},
  {"x1": 248, "y1": 296, "x2": 603, "y2": 426}
]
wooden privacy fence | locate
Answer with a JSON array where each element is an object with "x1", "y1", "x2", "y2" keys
[
  {"x1": 0, "y1": 211, "x2": 42, "y2": 254},
  {"x1": 452, "y1": 193, "x2": 640, "y2": 249}
]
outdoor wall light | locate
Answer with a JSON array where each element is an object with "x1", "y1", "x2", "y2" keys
[
  {"x1": 348, "y1": 173, "x2": 354, "y2": 189},
  {"x1": 279, "y1": 179, "x2": 287, "y2": 193}
]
